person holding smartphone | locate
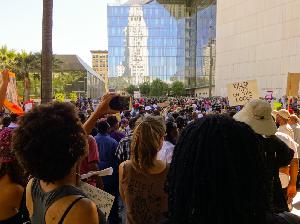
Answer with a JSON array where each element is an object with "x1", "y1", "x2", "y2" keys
[{"x1": 12, "y1": 93, "x2": 121, "y2": 224}]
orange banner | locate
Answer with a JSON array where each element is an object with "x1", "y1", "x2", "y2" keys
[{"x1": 3, "y1": 99, "x2": 24, "y2": 115}]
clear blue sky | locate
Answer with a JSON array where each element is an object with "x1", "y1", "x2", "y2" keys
[{"x1": 0, "y1": 0, "x2": 108, "y2": 65}]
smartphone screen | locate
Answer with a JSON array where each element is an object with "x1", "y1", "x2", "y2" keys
[{"x1": 109, "y1": 96, "x2": 130, "y2": 111}]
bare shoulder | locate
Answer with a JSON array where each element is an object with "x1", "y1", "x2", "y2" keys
[
  {"x1": 0, "y1": 183, "x2": 24, "y2": 208},
  {"x1": 65, "y1": 198, "x2": 99, "y2": 224},
  {"x1": 3, "y1": 183, "x2": 23, "y2": 198},
  {"x1": 119, "y1": 160, "x2": 132, "y2": 171},
  {"x1": 25, "y1": 178, "x2": 34, "y2": 215}
]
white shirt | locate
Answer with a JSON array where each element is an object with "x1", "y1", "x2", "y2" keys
[
  {"x1": 290, "y1": 123, "x2": 300, "y2": 156},
  {"x1": 275, "y1": 132, "x2": 298, "y2": 159},
  {"x1": 157, "y1": 141, "x2": 174, "y2": 163},
  {"x1": 278, "y1": 124, "x2": 294, "y2": 140}
]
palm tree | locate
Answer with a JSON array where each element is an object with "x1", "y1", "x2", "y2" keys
[
  {"x1": 0, "y1": 45, "x2": 16, "y2": 70},
  {"x1": 41, "y1": 0, "x2": 53, "y2": 104},
  {"x1": 13, "y1": 51, "x2": 40, "y2": 101}
]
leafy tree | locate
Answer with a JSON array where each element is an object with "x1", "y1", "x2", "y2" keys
[
  {"x1": 0, "y1": 45, "x2": 16, "y2": 70},
  {"x1": 150, "y1": 79, "x2": 169, "y2": 97},
  {"x1": 12, "y1": 51, "x2": 61, "y2": 101},
  {"x1": 13, "y1": 51, "x2": 40, "y2": 101},
  {"x1": 126, "y1": 84, "x2": 138, "y2": 95},
  {"x1": 139, "y1": 82, "x2": 150, "y2": 96},
  {"x1": 171, "y1": 81, "x2": 185, "y2": 96},
  {"x1": 108, "y1": 77, "x2": 129, "y2": 91},
  {"x1": 52, "y1": 71, "x2": 84, "y2": 95}
]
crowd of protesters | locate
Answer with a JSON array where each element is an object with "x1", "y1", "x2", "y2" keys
[{"x1": 1, "y1": 67, "x2": 300, "y2": 223}]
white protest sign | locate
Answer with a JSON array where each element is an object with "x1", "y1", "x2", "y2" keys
[
  {"x1": 80, "y1": 167, "x2": 113, "y2": 180},
  {"x1": 80, "y1": 182, "x2": 115, "y2": 219},
  {"x1": 133, "y1": 91, "x2": 141, "y2": 99},
  {"x1": 227, "y1": 80, "x2": 259, "y2": 106},
  {"x1": 24, "y1": 102, "x2": 33, "y2": 112}
]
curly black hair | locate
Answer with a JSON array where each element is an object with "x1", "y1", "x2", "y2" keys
[
  {"x1": 165, "y1": 115, "x2": 267, "y2": 224},
  {"x1": 13, "y1": 102, "x2": 87, "y2": 183},
  {"x1": 0, "y1": 161, "x2": 26, "y2": 186}
]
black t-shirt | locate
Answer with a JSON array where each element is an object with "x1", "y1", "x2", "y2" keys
[{"x1": 258, "y1": 134, "x2": 294, "y2": 213}]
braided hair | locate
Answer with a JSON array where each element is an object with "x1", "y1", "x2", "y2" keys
[{"x1": 165, "y1": 115, "x2": 267, "y2": 224}]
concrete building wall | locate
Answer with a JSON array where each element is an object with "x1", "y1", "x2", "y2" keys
[{"x1": 215, "y1": 0, "x2": 300, "y2": 98}]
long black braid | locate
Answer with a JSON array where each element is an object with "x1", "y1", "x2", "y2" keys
[{"x1": 165, "y1": 115, "x2": 268, "y2": 224}]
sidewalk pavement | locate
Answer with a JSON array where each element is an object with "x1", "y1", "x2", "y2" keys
[{"x1": 292, "y1": 191, "x2": 300, "y2": 216}]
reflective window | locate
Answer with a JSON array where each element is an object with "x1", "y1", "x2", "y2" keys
[{"x1": 107, "y1": 0, "x2": 216, "y2": 87}]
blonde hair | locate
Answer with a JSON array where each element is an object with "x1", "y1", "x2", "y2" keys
[{"x1": 131, "y1": 116, "x2": 166, "y2": 173}]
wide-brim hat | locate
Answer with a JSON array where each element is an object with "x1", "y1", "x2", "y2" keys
[
  {"x1": 275, "y1": 109, "x2": 291, "y2": 120},
  {"x1": 233, "y1": 99, "x2": 277, "y2": 136},
  {"x1": 290, "y1": 114, "x2": 300, "y2": 122}
]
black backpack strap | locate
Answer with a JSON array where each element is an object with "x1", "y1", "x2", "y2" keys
[{"x1": 58, "y1": 196, "x2": 85, "y2": 224}]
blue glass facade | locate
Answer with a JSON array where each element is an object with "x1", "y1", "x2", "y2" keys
[{"x1": 107, "y1": 0, "x2": 216, "y2": 89}]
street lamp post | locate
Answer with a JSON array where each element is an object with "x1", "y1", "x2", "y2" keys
[
  {"x1": 208, "y1": 24, "x2": 214, "y2": 98},
  {"x1": 209, "y1": 38, "x2": 213, "y2": 98}
]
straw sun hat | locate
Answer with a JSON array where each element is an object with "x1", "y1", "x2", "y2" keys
[
  {"x1": 272, "y1": 109, "x2": 291, "y2": 120},
  {"x1": 233, "y1": 99, "x2": 277, "y2": 136}
]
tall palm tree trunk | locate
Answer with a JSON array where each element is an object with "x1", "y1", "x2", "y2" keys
[
  {"x1": 24, "y1": 73, "x2": 30, "y2": 101},
  {"x1": 41, "y1": 0, "x2": 53, "y2": 104}
]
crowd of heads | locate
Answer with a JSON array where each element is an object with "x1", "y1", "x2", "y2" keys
[{"x1": 0, "y1": 94, "x2": 300, "y2": 224}]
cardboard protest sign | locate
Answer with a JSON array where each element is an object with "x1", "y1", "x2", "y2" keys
[
  {"x1": 286, "y1": 73, "x2": 300, "y2": 96},
  {"x1": 80, "y1": 182, "x2": 115, "y2": 219},
  {"x1": 0, "y1": 71, "x2": 24, "y2": 115},
  {"x1": 227, "y1": 80, "x2": 259, "y2": 106}
]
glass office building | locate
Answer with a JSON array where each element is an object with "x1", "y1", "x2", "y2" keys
[{"x1": 107, "y1": 0, "x2": 216, "y2": 90}]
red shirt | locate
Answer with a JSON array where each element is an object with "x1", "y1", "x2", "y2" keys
[{"x1": 80, "y1": 135, "x2": 100, "y2": 186}]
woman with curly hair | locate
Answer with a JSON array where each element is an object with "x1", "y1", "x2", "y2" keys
[
  {"x1": 119, "y1": 115, "x2": 168, "y2": 224},
  {"x1": 13, "y1": 93, "x2": 119, "y2": 224}
]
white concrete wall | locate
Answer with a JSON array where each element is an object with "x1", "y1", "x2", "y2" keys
[{"x1": 215, "y1": 0, "x2": 300, "y2": 98}]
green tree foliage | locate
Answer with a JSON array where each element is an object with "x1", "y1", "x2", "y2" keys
[
  {"x1": 139, "y1": 82, "x2": 150, "y2": 96},
  {"x1": 126, "y1": 84, "x2": 138, "y2": 95},
  {"x1": 52, "y1": 71, "x2": 84, "y2": 95},
  {"x1": 0, "y1": 46, "x2": 63, "y2": 100},
  {"x1": 108, "y1": 77, "x2": 130, "y2": 91},
  {"x1": 170, "y1": 80, "x2": 185, "y2": 96},
  {"x1": 0, "y1": 45, "x2": 16, "y2": 70},
  {"x1": 150, "y1": 79, "x2": 169, "y2": 97},
  {"x1": 13, "y1": 51, "x2": 40, "y2": 100}
]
